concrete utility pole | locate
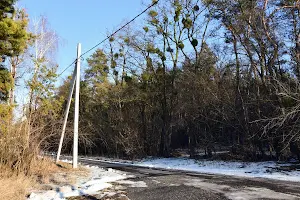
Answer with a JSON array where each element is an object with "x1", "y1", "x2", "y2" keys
[
  {"x1": 73, "y1": 43, "x2": 81, "y2": 168},
  {"x1": 56, "y1": 67, "x2": 76, "y2": 163}
]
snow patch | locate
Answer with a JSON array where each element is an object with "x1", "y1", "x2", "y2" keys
[
  {"x1": 183, "y1": 178, "x2": 230, "y2": 193},
  {"x1": 134, "y1": 158, "x2": 300, "y2": 182},
  {"x1": 28, "y1": 167, "x2": 128, "y2": 200},
  {"x1": 184, "y1": 178, "x2": 299, "y2": 200},
  {"x1": 152, "y1": 180, "x2": 161, "y2": 184},
  {"x1": 60, "y1": 159, "x2": 72, "y2": 164},
  {"x1": 226, "y1": 187, "x2": 298, "y2": 200},
  {"x1": 82, "y1": 157, "x2": 300, "y2": 182},
  {"x1": 116, "y1": 180, "x2": 148, "y2": 188}
]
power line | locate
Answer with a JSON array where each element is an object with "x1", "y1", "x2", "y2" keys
[
  {"x1": 57, "y1": 60, "x2": 76, "y2": 77},
  {"x1": 57, "y1": 0, "x2": 160, "y2": 77},
  {"x1": 80, "y1": 0, "x2": 160, "y2": 58}
]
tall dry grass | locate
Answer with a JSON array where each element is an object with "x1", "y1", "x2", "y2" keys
[
  {"x1": 0, "y1": 108, "x2": 62, "y2": 199},
  {"x1": 0, "y1": 119, "x2": 37, "y2": 174},
  {"x1": 0, "y1": 158, "x2": 74, "y2": 199},
  {"x1": 0, "y1": 108, "x2": 61, "y2": 172},
  {"x1": 0, "y1": 165, "x2": 34, "y2": 200}
]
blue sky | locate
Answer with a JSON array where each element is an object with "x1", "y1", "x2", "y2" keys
[{"x1": 19, "y1": 0, "x2": 149, "y2": 79}]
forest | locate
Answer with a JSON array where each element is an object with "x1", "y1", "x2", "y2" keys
[{"x1": 1, "y1": 0, "x2": 300, "y2": 169}]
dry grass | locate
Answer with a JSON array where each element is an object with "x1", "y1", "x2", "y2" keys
[
  {"x1": 0, "y1": 157, "x2": 88, "y2": 199},
  {"x1": 0, "y1": 165, "x2": 34, "y2": 200},
  {"x1": 32, "y1": 157, "x2": 88, "y2": 185},
  {"x1": 0, "y1": 112, "x2": 89, "y2": 199},
  {"x1": 0, "y1": 175, "x2": 33, "y2": 200},
  {"x1": 31, "y1": 157, "x2": 72, "y2": 183}
]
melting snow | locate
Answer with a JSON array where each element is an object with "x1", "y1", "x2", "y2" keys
[
  {"x1": 183, "y1": 178, "x2": 299, "y2": 200},
  {"x1": 135, "y1": 158, "x2": 300, "y2": 182},
  {"x1": 28, "y1": 165, "x2": 128, "y2": 200},
  {"x1": 116, "y1": 180, "x2": 148, "y2": 188},
  {"x1": 83, "y1": 157, "x2": 300, "y2": 182}
]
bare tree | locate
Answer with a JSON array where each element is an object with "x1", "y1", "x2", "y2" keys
[{"x1": 28, "y1": 16, "x2": 60, "y2": 113}]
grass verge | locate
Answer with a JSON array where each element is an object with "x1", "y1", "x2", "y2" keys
[{"x1": 0, "y1": 157, "x2": 82, "y2": 199}]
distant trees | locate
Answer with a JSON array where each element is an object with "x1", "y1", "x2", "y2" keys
[
  {"x1": 50, "y1": 0, "x2": 300, "y2": 161},
  {"x1": 2, "y1": 0, "x2": 300, "y2": 165}
]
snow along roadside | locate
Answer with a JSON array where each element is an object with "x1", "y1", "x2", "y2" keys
[
  {"x1": 28, "y1": 163, "x2": 131, "y2": 200},
  {"x1": 79, "y1": 156, "x2": 300, "y2": 182}
]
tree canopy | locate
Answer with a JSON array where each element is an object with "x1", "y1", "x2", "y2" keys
[{"x1": 0, "y1": 0, "x2": 30, "y2": 103}]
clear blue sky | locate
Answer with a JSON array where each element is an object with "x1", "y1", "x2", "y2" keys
[{"x1": 19, "y1": 0, "x2": 148, "y2": 79}]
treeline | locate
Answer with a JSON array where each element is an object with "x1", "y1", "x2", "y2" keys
[
  {"x1": 53, "y1": 0, "x2": 300, "y2": 161},
  {"x1": 2, "y1": 0, "x2": 300, "y2": 162}
]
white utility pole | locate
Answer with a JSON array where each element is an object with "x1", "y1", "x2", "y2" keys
[
  {"x1": 73, "y1": 43, "x2": 81, "y2": 168},
  {"x1": 56, "y1": 68, "x2": 76, "y2": 163}
]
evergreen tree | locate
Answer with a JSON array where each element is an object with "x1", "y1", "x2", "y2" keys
[
  {"x1": 0, "y1": 0, "x2": 30, "y2": 104},
  {"x1": 86, "y1": 49, "x2": 109, "y2": 85}
]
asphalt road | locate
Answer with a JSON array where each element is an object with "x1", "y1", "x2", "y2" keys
[{"x1": 74, "y1": 157, "x2": 300, "y2": 200}]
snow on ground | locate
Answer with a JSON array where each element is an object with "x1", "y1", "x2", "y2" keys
[
  {"x1": 136, "y1": 158, "x2": 300, "y2": 182},
  {"x1": 28, "y1": 166, "x2": 130, "y2": 200},
  {"x1": 82, "y1": 157, "x2": 300, "y2": 182},
  {"x1": 183, "y1": 178, "x2": 299, "y2": 200},
  {"x1": 116, "y1": 180, "x2": 148, "y2": 188}
]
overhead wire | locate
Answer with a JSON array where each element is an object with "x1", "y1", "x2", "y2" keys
[
  {"x1": 57, "y1": 60, "x2": 77, "y2": 77},
  {"x1": 57, "y1": 0, "x2": 160, "y2": 78}
]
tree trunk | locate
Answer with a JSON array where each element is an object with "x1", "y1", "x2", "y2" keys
[
  {"x1": 8, "y1": 57, "x2": 18, "y2": 106},
  {"x1": 159, "y1": 57, "x2": 171, "y2": 157},
  {"x1": 140, "y1": 104, "x2": 148, "y2": 155},
  {"x1": 233, "y1": 34, "x2": 244, "y2": 144},
  {"x1": 296, "y1": 33, "x2": 300, "y2": 79},
  {"x1": 188, "y1": 125, "x2": 196, "y2": 158},
  {"x1": 159, "y1": 86, "x2": 170, "y2": 157}
]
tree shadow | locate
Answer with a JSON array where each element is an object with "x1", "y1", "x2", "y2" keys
[{"x1": 55, "y1": 185, "x2": 87, "y2": 199}]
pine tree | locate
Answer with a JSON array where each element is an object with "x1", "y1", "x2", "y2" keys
[{"x1": 0, "y1": 0, "x2": 30, "y2": 103}]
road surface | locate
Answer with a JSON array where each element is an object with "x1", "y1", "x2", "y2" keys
[{"x1": 72, "y1": 157, "x2": 300, "y2": 200}]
